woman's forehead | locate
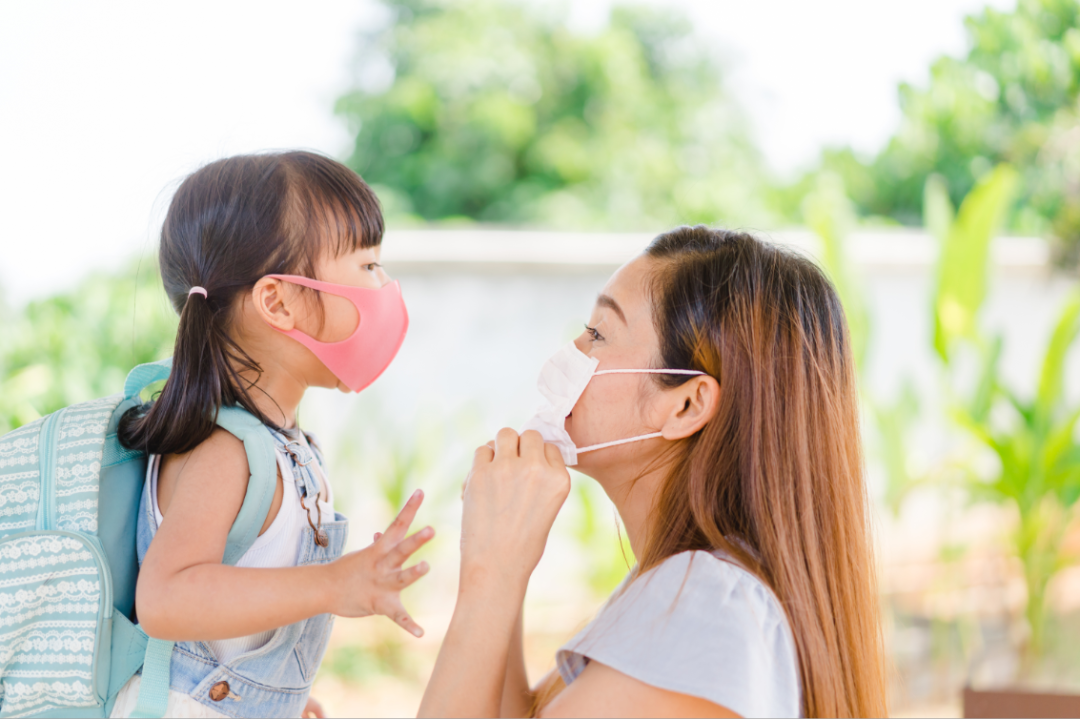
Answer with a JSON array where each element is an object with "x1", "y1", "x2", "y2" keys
[{"x1": 600, "y1": 255, "x2": 654, "y2": 317}]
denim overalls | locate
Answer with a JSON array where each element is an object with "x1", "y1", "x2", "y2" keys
[{"x1": 135, "y1": 428, "x2": 348, "y2": 718}]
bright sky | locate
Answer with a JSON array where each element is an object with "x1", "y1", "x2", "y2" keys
[{"x1": 0, "y1": 0, "x2": 1015, "y2": 307}]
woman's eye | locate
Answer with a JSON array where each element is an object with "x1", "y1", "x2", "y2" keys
[{"x1": 584, "y1": 324, "x2": 603, "y2": 342}]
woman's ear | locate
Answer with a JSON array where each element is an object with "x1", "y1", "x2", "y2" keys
[
  {"x1": 660, "y1": 375, "x2": 720, "y2": 440},
  {"x1": 250, "y1": 277, "x2": 299, "y2": 331}
]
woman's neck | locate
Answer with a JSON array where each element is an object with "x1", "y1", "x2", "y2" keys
[{"x1": 596, "y1": 456, "x2": 670, "y2": 563}]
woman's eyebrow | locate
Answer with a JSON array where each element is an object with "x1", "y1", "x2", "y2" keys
[{"x1": 596, "y1": 294, "x2": 626, "y2": 324}]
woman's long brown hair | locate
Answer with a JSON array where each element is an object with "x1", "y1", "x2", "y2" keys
[{"x1": 632, "y1": 226, "x2": 886, "y2": 717}]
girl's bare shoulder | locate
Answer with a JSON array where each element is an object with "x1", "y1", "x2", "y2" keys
[{"x1": 158, "y1": 428, "x2": 250, "y2": 513}]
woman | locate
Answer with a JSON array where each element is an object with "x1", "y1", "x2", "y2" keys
[{"x1": 420, "y1": 227, "x2": 887, "y2": 718}]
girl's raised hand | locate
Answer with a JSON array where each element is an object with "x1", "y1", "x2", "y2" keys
[
  {"x1": 326, "y1": 490, "x2": 433, "y2": 637},
  {"x1": 460, "y1": 428, "x2": 571, "y2": 590}
]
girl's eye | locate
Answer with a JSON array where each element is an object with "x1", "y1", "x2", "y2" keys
[
  {"x1": 363, "y1": 263, "x2": 381, "y2": 272},
  {"x1": 584, "y1": 324, "x2": 604, "y2": 342}
]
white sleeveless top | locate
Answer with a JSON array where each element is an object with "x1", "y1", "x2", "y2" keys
[
  {"x1": 557, "y1": 550, "x2": 802, "y2": 718},
  {"x1": 146, "y1": 429, "x2": 335, "y2": 664}
]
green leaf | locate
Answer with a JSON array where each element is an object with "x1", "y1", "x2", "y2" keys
[
  {"x1": 1034, "y1": 291, "x2": 1080, "y2": 432},
  {"x1": 931, "y1": 164, "x2": 1018, "y2": 363},
  {"x1": 923, "y1": 173, "x2": 954, "y2": 246},
  {"x1": 802, "y1": 173, "x2": 869, "y2": 369},
  {"x1": 968, "y1": 334, "x2": 1003, "y2": 423}
]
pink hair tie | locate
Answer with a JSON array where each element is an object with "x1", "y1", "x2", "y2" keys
[{"x1": 188, "y1": 286, "x2": 208, "y2": 298}]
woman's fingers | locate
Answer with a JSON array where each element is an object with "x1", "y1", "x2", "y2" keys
[
  {"x1": 382, "y1": 526, "x2": 435, "y2": 568},
  {"x1": 493, "y1": 427, "x2": 520, "y2": 458},
  {"x1": 543, "y1": 441, "x2": 566, "y2": 469},
  {"x1": 519, "y1": 429, "x2": 545, "y2": 461},
  {"x1": 379, "y1": 489, "x2": 424, "y2": 546}
]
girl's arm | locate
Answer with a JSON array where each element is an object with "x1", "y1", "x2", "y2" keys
[
  {"x1": 418, "y1": 429, "x2": 571, "y2": 718},
  {"x1": 137, "y1": 429, "x2": 433, "y2": 641}
]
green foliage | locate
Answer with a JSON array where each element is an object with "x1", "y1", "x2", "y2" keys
[
  {"x1": 802, "y1": 172, "x2": 869, "y2": 368},
  {"x1": 0, "y1": 262, "x2": 177, "y2": 434},
  {"x1": 821, "y1": 0, "x2": 1080, "y2": 253},
  {"x1": 930, "y1": 165, "x2": 1018, "y2": 361},
  {"x1": 336, "y1": 0, "x2": 774, "y2": 229},
  {"x1": 811, "y1": 162, "x2": 1080, "y2": 658},
  {"x1": 927, "y1": 163, "x2": 1079, "y2": 659}
]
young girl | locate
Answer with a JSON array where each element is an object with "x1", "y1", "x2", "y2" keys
[{"x1": 111, "y1": 151, "x2": 433, "y2": 718}]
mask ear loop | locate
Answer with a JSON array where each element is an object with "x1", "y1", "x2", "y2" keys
[
  {"x1": 593, "y1": 369, "x2": 705, "y2": 376},
  {"x1": 574, "y1": 368, "x2": 707, "y2": 455}
]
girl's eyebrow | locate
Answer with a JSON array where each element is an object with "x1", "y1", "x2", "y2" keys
[{"x1": 596, "y1": 294, "x2": 626, "y2": 324}]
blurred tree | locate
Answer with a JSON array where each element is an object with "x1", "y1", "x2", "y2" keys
[
  {"x1": 820, "y1": 0, "x2": 1080, "y2": 258},
  {"x1": 336, "y1": 0, "x2": 776, "y2": 230},
  {"x1": 0, "y1": 262, "x2": 177, "y2": 434}
]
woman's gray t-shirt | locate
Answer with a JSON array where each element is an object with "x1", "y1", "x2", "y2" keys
[{"x1": 555, "y1": 550, "x2": 802, "y2": 718}]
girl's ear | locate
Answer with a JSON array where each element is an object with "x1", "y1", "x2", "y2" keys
[
  {"x1": 659, "y1": 375, "x2": 720, "y2": 441},
  {"x1": 250, "y1": 277, "x2": 299, "y2": 331}
]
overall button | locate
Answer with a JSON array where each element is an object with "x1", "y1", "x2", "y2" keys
[{"x1": 209, "y1": 681, "x2": 230, "y2": 702}]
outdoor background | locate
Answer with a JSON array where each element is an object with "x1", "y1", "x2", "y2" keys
[{"x1": 3, "y1": 1, "x2": 1080, "y2": 716}]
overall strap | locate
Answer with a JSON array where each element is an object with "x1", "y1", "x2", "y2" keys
[{"x1": 133, "y1": 397, "x2": 277, "y2": 718}]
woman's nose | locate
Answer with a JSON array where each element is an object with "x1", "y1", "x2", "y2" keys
[{"x1": 573, "y1": 334, "x2": 590, "y2": 354}]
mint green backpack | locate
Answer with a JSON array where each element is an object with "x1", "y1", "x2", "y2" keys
[{"x1": 0, "y1": 360, "x2": 278, "y2": 718}]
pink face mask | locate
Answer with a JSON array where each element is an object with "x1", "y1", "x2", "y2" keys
[{"x1": 265, "y1": 274, "x2": 409, "y2": 393}]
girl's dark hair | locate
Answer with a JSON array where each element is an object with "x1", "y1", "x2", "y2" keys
[{"x1": 119, "y1": 151, "x2": 384, "y2": 455}]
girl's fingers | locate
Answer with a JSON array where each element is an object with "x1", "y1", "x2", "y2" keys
[
  {"x1": 386, "y1": 600, "x2": 425, "y2": 638},
  {"x1": 303, "y1": 697, "x2": 326, "y2": 719},
  {"x1": 494, "y1": 427, "x2": 521, "y2": 458},
  {"x1": 382, "y1": 526, "x2": 435, "y2": 568},
  {"x1": 379, "y1": 489, "x2": 424, "y2": 545},
  {"x1": 373, "y1": 532, "x2": 382, "y2": 542},
  {"x1": 395, "y1": 560, "x2": 431, "y2": 588}
]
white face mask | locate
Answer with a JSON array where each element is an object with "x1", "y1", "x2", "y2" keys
[{"x1": 521, "y1": 341, "x2": 706, "y2": 466}]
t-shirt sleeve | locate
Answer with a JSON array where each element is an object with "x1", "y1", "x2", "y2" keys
[{"x1": 555, "y1": 551, "x2": 802, "y2": 718}]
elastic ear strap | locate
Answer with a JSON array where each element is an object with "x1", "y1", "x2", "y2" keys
[
  {"x1": 594, "y1": 368, "x2": 705, "y2": 376},
  {"x1": 577, "y1": 432, "x2": 664, "y2": 454}
]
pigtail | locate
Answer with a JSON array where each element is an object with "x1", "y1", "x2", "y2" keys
[{"x1": 119, "y1": 287, "x2": 275, "y2": 456}]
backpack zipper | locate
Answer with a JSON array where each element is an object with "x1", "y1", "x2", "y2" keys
[{"x1": 35, "y1": 408, "x2": 64, "y2": 531}]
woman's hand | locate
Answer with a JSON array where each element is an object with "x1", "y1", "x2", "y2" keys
[
  {"x1": 418, "y1": 429, "x2": 569, "y2": 718},
  {"x1": 326, "y1": 489, "x2": 434, "y2": 637},
  {"x1": 460, "y1": 428, "x2": 571, "y2": 590}
]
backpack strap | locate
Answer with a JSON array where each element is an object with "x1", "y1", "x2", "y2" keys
[
  {"x1": 133, "y1": 400, "x2": 278, "y2": 718},
  {"x1": 123, "y1": 358, "x2": 173, "y2": 401},
  {"x1": 214, "y1": 405, "x2": 279, "y2": 565}
]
